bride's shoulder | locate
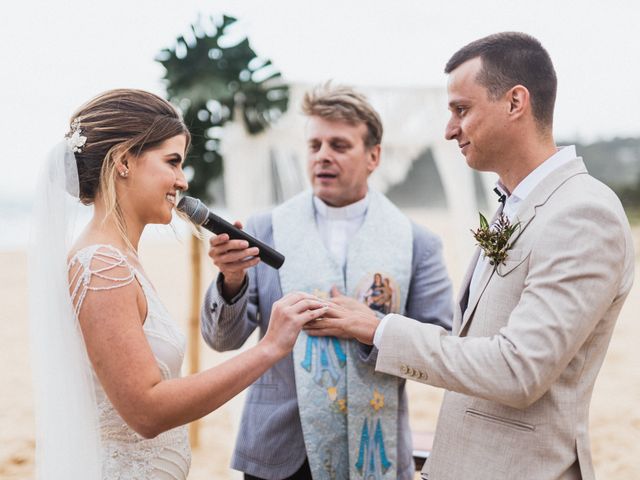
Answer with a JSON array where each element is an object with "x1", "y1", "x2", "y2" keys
[
  {"x1": 68, "y1": 244, "x2": 132, "y2": 269},
  {"x1": 66, "y1": 244, "x2": 140, "y2": 316},
  {"x1": 67, "y1": 244, "x2": 136, "y2": 292}
]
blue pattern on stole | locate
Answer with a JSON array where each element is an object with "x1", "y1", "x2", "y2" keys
[
  {"x1": 301, "y1": 337, "x2": 348, "y2": 384},
  {"x1": 355, "y1": 417, "x2": 392, "y2": 479},
  {"x1": 272, "y1": 190, "x2": 412, "y2": 479}
]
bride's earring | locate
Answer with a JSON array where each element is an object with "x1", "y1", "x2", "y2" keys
[{"x1": 119, "y1": 169, "x2": 129, "y2": 178}]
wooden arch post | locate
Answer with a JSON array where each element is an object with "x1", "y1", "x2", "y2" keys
[{"x1": 188, "y1": 233, "x2": 202, "y2": 448}]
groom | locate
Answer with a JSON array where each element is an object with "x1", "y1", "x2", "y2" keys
[{"x1": 309, "y1": 32, "x2": 635, "y2": 479}]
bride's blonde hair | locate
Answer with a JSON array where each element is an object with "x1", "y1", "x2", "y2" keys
[{"x1": 69, "y1": 89, "x2": 191, "y2": 247}]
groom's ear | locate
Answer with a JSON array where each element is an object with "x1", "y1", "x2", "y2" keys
[{"x1": 506, "y1": 85, "x2": 530, "y2": 121}]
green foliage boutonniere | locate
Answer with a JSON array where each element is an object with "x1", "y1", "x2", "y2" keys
[{"x1": 471, "y1": 212, "x2": 521, "y2": 267}]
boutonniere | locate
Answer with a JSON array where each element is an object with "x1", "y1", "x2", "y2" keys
[{"x1": 471, "y1": 212, "x2": 520, "y2": 267}]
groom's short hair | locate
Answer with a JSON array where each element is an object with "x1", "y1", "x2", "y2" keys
[
  {"x1": 302, "y1": 82, "x2": 383, "y2": 148},
  {"x1": 445, "y1": 32, "x2": 557, "y2": 131}
]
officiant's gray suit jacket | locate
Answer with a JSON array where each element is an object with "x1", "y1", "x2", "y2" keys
[
  {"x1": 201, "y1": 208, "x2": 453, "y2": 479},
  {"x1": 376, "y1": 158, "x2": 635, "y2": 480}
]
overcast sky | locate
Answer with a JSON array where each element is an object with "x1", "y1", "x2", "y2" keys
[{"x1": 2, "y1": 0, "x2": 639, "y2": 201}]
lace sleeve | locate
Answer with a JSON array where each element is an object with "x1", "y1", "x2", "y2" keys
[{"x1": 68, "y1": 245, "x2": 137, "y2": 318}]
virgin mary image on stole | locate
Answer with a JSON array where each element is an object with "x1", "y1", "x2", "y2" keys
[{"x1": 360, "y1": 272, "x2": 399, "y2": 315}]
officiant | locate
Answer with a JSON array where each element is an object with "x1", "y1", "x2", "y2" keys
[{"x1": 200, "y1": 82, "x2": 453, "y2": 480}]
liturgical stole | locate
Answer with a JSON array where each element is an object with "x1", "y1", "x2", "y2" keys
[{"x1": 272, "y1": 190, "x2": 413, "y2": 479}]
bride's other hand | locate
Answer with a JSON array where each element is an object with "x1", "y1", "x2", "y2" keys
[{"x1": 262, "y1": 292, "x2": 328, "y2": 357}]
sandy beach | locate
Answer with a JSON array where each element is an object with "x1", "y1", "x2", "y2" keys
[{"x1": 1, "y1": 212, "x2": 639, "y2": 479}]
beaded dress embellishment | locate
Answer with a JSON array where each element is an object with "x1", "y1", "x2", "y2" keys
[{"x1": 68, "y1": 245, "x2": 191, "y2": 479}]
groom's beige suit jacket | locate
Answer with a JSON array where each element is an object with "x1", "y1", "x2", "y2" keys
[{"x1": 376, "y1": 158, "x2": 634, "y2": 479}]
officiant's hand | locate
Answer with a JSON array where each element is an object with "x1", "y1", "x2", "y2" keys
[
  {"x1": 263, "y1": 292, "x2": 329, "y2": 358},
  {"x1": 208, "y1": 221, "x2": 260, "y2": 299},
  {"x1": 304, "y1": 286, "x2": 379, "y2": 344}
]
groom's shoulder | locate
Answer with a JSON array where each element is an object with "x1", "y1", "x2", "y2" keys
[
  {"x1": 557, "y1": 169, "x2": 625, "y2": 213},
  {"x1": 539, "y1": 170, "x2": 630, "y2": 242}
]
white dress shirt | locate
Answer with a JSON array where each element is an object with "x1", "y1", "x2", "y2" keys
[
  {"x1": 313, "y1": 193, "x2": 369, "y2": 270},
  {"x1": 373, "y1": 145, "x2": 577, "y2": 348}
]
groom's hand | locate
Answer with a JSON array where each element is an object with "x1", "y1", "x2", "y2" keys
[
  {"x1": 208, "y1": 220, "x2": 261, "y2": 299},
  {"x1": 303, "y1": 286, "x2": 379, "y2": 344}
]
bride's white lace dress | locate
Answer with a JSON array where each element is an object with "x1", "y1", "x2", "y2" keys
[{"x1": 68, "y1": 244, "x2": 191, "y2": 479}]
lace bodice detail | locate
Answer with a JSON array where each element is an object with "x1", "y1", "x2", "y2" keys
[{"x1": 68, "y1": 245, "x2": 191, "y2": 480}]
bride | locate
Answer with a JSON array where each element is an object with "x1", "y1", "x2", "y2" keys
[{"x1": 29, "y1": 88, "x2": 327, "y2": 479}]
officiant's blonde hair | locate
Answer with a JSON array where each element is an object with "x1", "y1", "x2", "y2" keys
[
  {"x1": 301, "y1": 82, "x2": 383, "y2": 148},
  {"x1": 69, "y1": 88, "x2": 190, "y2": 247}
]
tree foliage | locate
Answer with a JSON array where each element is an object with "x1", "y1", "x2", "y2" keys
[{"x1": 157, "y1": 15, "x2": 289, "y2": 204}]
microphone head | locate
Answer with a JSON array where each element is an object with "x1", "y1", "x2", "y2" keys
[{"x1": 176, "y1": 196, "x2": 208, "y2": 225}]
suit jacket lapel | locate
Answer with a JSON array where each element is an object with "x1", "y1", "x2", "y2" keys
[
  {"x1": 458, "y1": 158, "x2": 588, "y2": 336},
  {"x1": 457, "y1": 204, "x2": 504, "y2": 335},
  {"x1": 454, "y1": 248, "x2": 480, "y2": 333},
  {"x1": 459, "y1": 200, "x2": 538, "y2": 337}
]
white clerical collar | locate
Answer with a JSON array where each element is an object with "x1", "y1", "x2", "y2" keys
[
  {"x1": 496, "y1": 145, "x2": 577, "y2": 203},
  {"x1": 313, "y1": 193, "x2": 370, "y2": 220}
]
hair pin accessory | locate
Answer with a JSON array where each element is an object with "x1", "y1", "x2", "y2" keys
[{"x1": 66, "y1": 119, "x2": 87, "y2": 153}]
